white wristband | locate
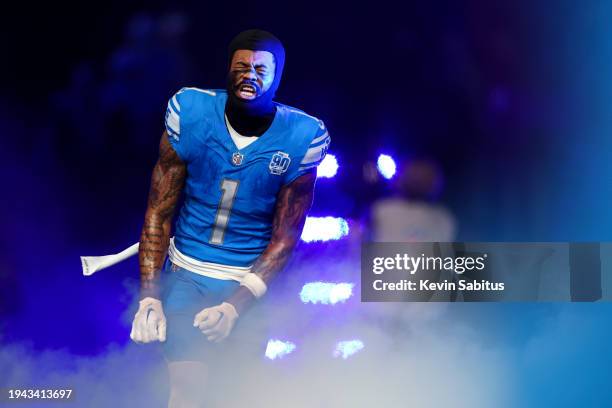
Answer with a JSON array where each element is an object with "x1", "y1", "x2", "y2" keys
[{"x1": 240, "y1": 273, "x2": 267, "y2": 298}]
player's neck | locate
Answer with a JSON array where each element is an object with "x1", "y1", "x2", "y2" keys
[{"x1": 225, "y1": 97, "x2": 276, "y2": 137}]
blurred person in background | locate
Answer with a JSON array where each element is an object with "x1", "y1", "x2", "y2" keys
[
  {"x1": 365, "y1": 158, "x2": 458, "y2": 304},
  {"x1": 371, "y1": 158, "x2": 456, "y2": 242}
]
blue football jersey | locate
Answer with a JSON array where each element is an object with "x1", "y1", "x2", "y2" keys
[{"x1": 164, "y1": 88, "x2": 330, "y2": 267}]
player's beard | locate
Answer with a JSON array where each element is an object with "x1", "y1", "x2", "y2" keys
[{"x1": 225, "y1": 73, "x2": 276, "y2": 136}]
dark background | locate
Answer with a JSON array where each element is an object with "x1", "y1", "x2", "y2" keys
[{"x1": 3, "y1": 1, "x2": 611, "y2": 242}]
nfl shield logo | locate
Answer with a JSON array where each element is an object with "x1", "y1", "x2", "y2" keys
[
  {"x1": 269, "y1": 151, "x2": 291, "y2": 175},
  {"x1": 232, "y1": 152, "x2": 244, "y2": 166}
]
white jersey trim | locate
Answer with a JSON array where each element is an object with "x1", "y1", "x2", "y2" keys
[
  {"x1": 181, "y1": 87, "x2": 216, "y2": 96},
  {"x1": 284, "y1": 107, "x2": 319, "y2": 122},
  {"x1": 310, "y1": 131, "x2": 329, "y2": 145},
  {"x1": 168, "y1": 238, "x2": 252, "y2": 281},
  {"x1": 171, "y1": 95, "x2": 181, "y2": 112},
  {"x1": 166, "y1": 104, "x2": 180, "y2": 135}
]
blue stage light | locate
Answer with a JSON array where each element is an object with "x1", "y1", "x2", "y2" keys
[
  {"x1": 301, "y1": 216, "x2": 349, "y2": 242},
  {"x1": 333, "y1": 340, "x2": 365, "y2": 359},
  {"x1": 265, "y1": 339, "x2": 297, "y2": 360},
  {"x1": 317, "y1": 154, "x2": 339, "y2": 178},
  {"x1": 377, "y1": 154, "x2": 397, "y2": 179},
  {"x1": 299, "y1": 282, "x2": 354, "y2": 305}
]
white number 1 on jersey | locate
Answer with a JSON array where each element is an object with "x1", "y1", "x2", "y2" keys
[{"x1": 209, "y1": 179, "x2": 239, "y2": 245}]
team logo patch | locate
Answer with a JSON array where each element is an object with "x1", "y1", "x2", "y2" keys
[
  {"x1": 232, "y1": 152, "x2": 244, "y2": 166},
  {"x1": 269, "y1": 151, "x2": 291, "y2": 175}
]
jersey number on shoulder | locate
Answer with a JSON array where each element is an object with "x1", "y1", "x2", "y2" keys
[{"x1": 210, "y1": 179, "x2": 239, "y2": 245}]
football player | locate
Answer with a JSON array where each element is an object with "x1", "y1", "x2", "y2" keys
[{"x1": 129, "y1": 29, "x2": 330, "y2": 407}]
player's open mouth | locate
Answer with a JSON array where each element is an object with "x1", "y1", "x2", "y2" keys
[{"x1": 238, "y1": 83, "x2": 257, "y2": 99}]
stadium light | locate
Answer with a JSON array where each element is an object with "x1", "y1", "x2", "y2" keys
[
  {"x1": 300, "y1": 216, "x2": 349, "y2": 242},
  {"x1": 300, "y1": 282, "x2": 354, "y2": 305},
  {"x1": 333, "y1": 340, "x2": 365, "y2": 359},
  {"x1": 377, "y1": 154, "x2": 397, "y2": 179},
  {"x1": 265, "y1": 339, "x2": 297, "y2": 360},
  {"x1": 317, "y1": 154, "x2": 339, "y2": 178}
]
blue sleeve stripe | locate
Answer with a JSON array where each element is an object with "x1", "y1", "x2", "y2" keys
[
  {"x1": 300, "y1": 155, "x2": 325, "y2": 168},
  {"x1": 166, "y1": 128, "x2": 179, "y2": 141},
  {"x1": 310, "y1": 131, "x2": 329, "y2": 146},
  {"x1": 165, "y1": 107, "x2": 180, "y2": 134},
  {"x1": 168, "y1": 98, "x2": 180, "y2": 116},
  {"x1": 301, "y1": 141, "x2": 330, "y2": 164},
  {"x1": 309, "y1": 134, "x2": 331, "y2": 149},
  {"x1": 299, "y1": 161, "x2": 321, "y2": 171},
  {"x1": 168, "y1": 95, "x2": 181, "y2": 113},
  {"x1": 166, "y1": 125, "x2": 178, "y2": 136}
]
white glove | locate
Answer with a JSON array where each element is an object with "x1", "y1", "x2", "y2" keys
[
  {"x1": 130, "y1": 297, "x2": 167, "y2": 343},
  {"x1": 193, "y1": 302, "x2": 239, "y2": 343}
]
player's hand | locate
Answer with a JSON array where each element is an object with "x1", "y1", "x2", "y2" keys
[
  {"x1": 130, "y1": 297, "x2": 167, "y2": 343},
  {"x1": 193, "y1": 302, "x2": 239, "y2": 343}
]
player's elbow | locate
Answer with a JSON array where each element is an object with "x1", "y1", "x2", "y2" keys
[
  {"x1": 270, "y1": 235, "x2": 299, "y2": 257},
  {"x1": 144, "y1": 208, "x2": 173, "y2": 226}
]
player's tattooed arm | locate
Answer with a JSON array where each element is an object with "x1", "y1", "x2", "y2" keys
[
  {"x1": 227, "y1": 170, "x2": 317, "y2": 314},
  {"x1": 139, "y1": 132, "x2": 186, "y2": 299},
  {"x1": 252, "y1": 170, "x2": 317, "y2": 283}
]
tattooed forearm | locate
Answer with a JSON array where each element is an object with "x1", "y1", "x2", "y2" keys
[
  {"x1": 226, "y1": 170, "x2": 316, "y2": 313},
  {"x1": 252, "y1": 171, "x2": 315, "y2": 282},
  {"x1": 138, "y1": 132, "x2": 186, "y2": 299}
]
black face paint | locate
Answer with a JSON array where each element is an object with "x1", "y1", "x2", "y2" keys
[{"x1": 225, "y1": 29, "x2": 285, "y2": 136}]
